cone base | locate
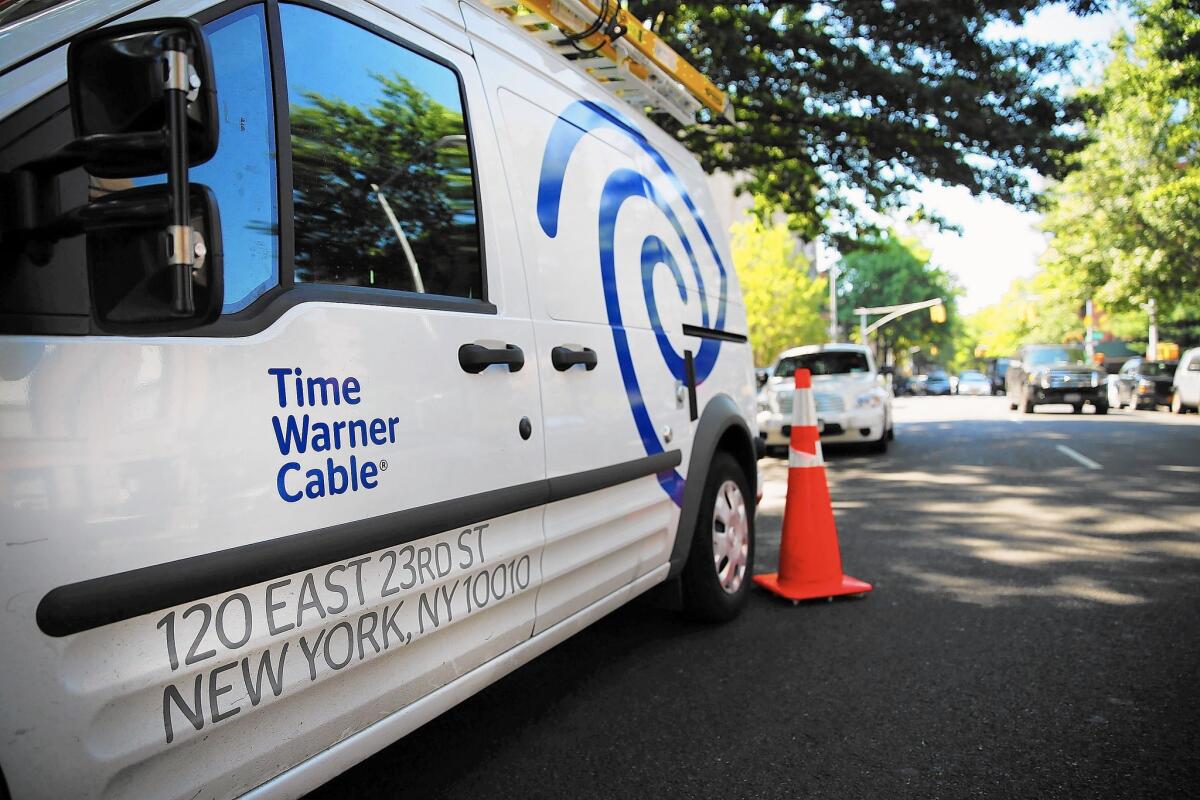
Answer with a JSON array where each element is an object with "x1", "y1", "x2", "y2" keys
[{"x1": 753, "y1": 571, "x2": 873, "y2": 601}]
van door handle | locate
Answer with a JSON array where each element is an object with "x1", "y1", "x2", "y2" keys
[
  {"x1": 459, "y1": 343, "x2": 525, "y2": 374},
  {"x1": 551, "y1": 346, "x2": 597, "y2": 371}
]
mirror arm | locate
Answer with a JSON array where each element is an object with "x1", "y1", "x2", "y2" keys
[{"x1": 163, "y1": 42, "x2": 194, "y2": 315}]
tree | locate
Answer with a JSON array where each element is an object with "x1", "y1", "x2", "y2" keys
[
  {"x1": 1039, "y1": 0, "x2": 1200, "y2": 313},
  {"x1": 731, "y1": 217, "x2": 827, "y2": 366},
  {"x1": 631, "y1": 1, "x2": 1099, "y2": 239},
  {"x1": 835, "y1": 233, "x2": 960, "y2": 367},
  {"x1": 290, "y1": 73, "x2": 481, "y2": 297}
]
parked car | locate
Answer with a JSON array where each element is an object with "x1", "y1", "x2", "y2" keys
[
  {"x1": 1171, "y1": 347, "x2": 1200, "y2": 413},
  {"x1": 1006, "y1": 345, "x2": 1108, "y2": 414},
  {"x1": 956, "y1": 371, "x2": 991, "y2": 396},
  {"x1": 986, "y1": 357, "x2": 1010, "y2": 395},
  {"x1": 0, "y1": 4, "x2": 760, "y2": 797},
  {"x1": 1113, "y1": 357, "x2": 1177, "y2": 410},
  {"x1": 757, "y1": 344, "x2": 894, "y2": 453},
  {"x1": 923, "y1": 370, "x2": 953, "y2": 396}
]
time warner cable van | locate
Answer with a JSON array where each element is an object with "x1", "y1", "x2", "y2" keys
[{"x1": 0, "y1": 1, "x2": 761, "y2": 796}]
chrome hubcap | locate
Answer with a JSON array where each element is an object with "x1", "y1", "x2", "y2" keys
[{"x1": 712, "y1": 480, "x2": 749, "y2": 594}]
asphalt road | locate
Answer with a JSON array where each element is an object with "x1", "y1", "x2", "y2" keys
[{"x1": 309, "y1": 396, "x2": 1200, "y2": 799}]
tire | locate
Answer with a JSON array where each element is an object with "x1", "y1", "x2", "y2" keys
[
  {"x1": 867, "y1": 427, "x2": 888, "y2": 454},
  {"x1": 1071, "y1": 404, "x2": 1083, "y2": 414},
  {"x1": 887, "y1": 423, "x2": 895, "y2": 441},
  {"x1": 681, "y1": 452, "x2": 755, "y2": 622},
  {"x1": 1094, "y1": 402, "x2": 1108, "y2": 416}
]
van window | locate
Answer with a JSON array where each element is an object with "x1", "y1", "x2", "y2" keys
[
  {"x1": 280, "y1": 4, "x2": 483, "y2": 299},
  {"x1": 197, "y1": 5, "x2": 279, "y2": 312},
  {"x1": 118, "y1": 5, "x2": 279, "y2": 313}
]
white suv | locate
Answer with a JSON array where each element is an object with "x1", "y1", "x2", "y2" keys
[{"x1": 758, "y1": 344, "x2": 894, "y2": 453}]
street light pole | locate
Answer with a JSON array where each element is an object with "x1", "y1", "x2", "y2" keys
[{"x1": 1145, "y1": 298, "x2": 1158, "y2": 359}]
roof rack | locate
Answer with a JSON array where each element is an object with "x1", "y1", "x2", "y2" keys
[{"x1": 479, "y1": 0, "x2": 732, "y2": 126}]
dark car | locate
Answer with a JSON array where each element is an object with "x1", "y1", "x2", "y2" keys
[
  {"x1": 986, "y1": 358, "x2": 1009, "y2": 396},
  {"x1": 1114, "y1": 357, "x2": 1177, "y2": 410},
  {"x1": 1006, "y1": 344, "x2": 1107, "y2": 414},
  {"x1": 923, "y1": 370, "x2": 952, "y2": 396}
]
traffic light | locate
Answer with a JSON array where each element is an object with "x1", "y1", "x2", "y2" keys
[{"x1": 929, "y1": 303, "x2": 946, "y2": 324}]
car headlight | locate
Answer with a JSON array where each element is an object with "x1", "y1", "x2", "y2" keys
[
  {"x1": 1039, "y1": 374, "x2": 1052, "y2": 389},
  {"x1": 855, "y1": 392, "x2": 882, "y2": 409}
]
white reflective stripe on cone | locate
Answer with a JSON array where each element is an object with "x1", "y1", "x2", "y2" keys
[
  {"x1": 789, "y1": 442, "x2": 824, "y2": 468},
  {"x1": 792, "y1": 387, "x2": 817, "y2": 427}
]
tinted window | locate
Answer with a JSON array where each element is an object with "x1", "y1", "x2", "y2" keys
[
  {"x1": 776, "y1": 351, "x2": 870, "y2": 376},
  {"x1": 280, "y1": 4, "x2": 482, "y2": 299},
  {"x1": 122, "y1": 5, "x2": 279, "y2": 313},
  {"x1": 1026, "y1": 347, "x2": 1086, "y2": 367}
]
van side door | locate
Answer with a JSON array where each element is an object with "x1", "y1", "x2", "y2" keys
[
  {"x1": 0, "y1": 3, "x2": 545, "y2": 798},
  {"x1": 462, "y1": 6, "x2": 741, "y2": 631}
]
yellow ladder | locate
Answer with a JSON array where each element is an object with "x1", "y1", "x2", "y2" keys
[{"x1": 480, "y1": 0, "x2": 731, "y2": 125}]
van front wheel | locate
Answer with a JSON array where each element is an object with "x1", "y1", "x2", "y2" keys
[{"x1": 681, "y1": 452, "x2": 755, "y2": 622}]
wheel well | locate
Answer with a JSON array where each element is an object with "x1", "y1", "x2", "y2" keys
[{"x1": 715, "y1": 425, "x2": 757, "y2": 507}]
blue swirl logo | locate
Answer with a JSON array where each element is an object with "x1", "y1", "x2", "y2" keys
[{"x1": 536, "y1": 100, "x2": 731, "y2": 507}]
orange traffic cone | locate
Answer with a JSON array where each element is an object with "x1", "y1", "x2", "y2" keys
[{"x1": 754, "y1": 368, "x2": 873, "y2": 602}]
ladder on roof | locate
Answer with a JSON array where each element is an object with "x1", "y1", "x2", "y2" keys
[{"x1": 480, "y1": 0, "x2": 731, "y2": 126}]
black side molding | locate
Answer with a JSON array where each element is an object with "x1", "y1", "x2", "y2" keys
[
  {"x1": 682, "y1": 324, "x2": 748, "y2": 343},
  {"x1": 36, "y1": 450, "x2": 680, "y2": 637}
]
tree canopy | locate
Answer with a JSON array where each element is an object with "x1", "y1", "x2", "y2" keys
[
  {"x1": 731, "y1": 217, "x2": 827, "y2": 366},
  {"x1": 631, "y1": 0, "x2": 1102, "y2": 238},
  {"x1": 1039, "y1": 0, "x2": 1200, "y2": 312}
]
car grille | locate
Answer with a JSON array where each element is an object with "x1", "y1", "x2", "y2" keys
[
  {"x1": 779, "y1": 391, "x2": 845, "y2": 415},
  {"x1": 1046, "y1": 373, "x2": 1092, "y2": 388}
]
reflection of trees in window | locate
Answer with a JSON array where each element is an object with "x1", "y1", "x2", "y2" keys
[{"x1": 290, "y1": 73, "x2": 481, "y2": 299}]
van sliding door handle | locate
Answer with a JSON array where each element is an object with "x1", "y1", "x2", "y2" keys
[
  {"x1": 459, "y1": 343, "x2": 525, "y2": 373},
  {"x1": 551, "y1": 346, "x2": 598, "y2": 371}
]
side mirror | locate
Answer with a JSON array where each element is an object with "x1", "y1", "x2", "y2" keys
[
  {"x1": 879, "y1": 365, "x2": 894, "y2": 376},
  {"x1": 87, "y1": 185, "x2": 222, "y2": 331},
  {"x1": 68, "y1": 18, "x2": 218, "y2": 176},
  {"x1": 0, "y1": 18, "x2": 224, "y2": 331}
]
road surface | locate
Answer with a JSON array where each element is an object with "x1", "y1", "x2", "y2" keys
[{"x1": 309, "y1": 396, "x2": 1200, "y2": 799}]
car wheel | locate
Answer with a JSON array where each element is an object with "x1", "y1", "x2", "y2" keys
[
  {"x1": 681, "y1": 452, "x2": 755, "y2": 622},
  {"x1": 867, "y1": 426, "x2": 888, "y2": 454},
  {"x1": 1071, "y1": 404, "x2": 1083, "y2": 414},
  {"x1": 1094, "y1": 402, "x2": 1108, "y2": 416},
  {"x1": 1171, "y1": 390, "x2": 1186, "y2": 414},
  {"x1": 887, "y1": 423, "x2": 895, "y2": 441}
]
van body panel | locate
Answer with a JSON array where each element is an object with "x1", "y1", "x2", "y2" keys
[{"x1": 0, "y1": 1, "x2": 757, "y2": 796}]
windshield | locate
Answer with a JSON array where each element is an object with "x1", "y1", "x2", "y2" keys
[
  {"x1": 960, "y1": 372, "x2": 986, "y2": 381},
  {"x1": 1026, "y1": 347, "x2": 1087, "y2": 367},
  {"x1": 1141, "y1": 361, "x2": 1176, "y2": 377},
  {"x1": 776, "y1": 351, "x2": 870, "y2": 377}
]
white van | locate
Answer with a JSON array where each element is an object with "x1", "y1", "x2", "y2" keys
[{"x1": 0, "y1": 2, "x2": 760, "y2": 797}]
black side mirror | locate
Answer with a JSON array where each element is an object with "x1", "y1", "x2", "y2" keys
[
  {"x1": 87, "y1": 185, "x2": 222, "y2": 331},
  {"x1": 2, "y1": 18, "x2": 222, "y2": 331},
  {"x1": 68, "y1": 18, "x2": 218, "y2": 177},
  {"x1": 879, "y1": 365, "x2": 894, "y2": 376}
]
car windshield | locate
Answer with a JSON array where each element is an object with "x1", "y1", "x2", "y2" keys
[
  {"x1": 1026, "y1": 346, "x2": 1087, "y2": 367},
  {"x1": 960, "y1": 371, "x2": 985, "y2": 380},
  {"x1": 1141, "y1": 361, "x2": 1176, "y2": 377},
  {"x1": 776, "y1": 351, "x2": 869, "y2": 377}
]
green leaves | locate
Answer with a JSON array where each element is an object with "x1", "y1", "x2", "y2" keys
[
  {"x1": 731, "y1": 218, "x2": 828, "y2": 366},
  {"x1": 633, "y1": 0, "x2": 1085, "y2": 235}
]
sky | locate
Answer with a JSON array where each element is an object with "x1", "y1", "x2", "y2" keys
[{"x1": 915, "y1": 3, "x2": 1133, "y2": 314}]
